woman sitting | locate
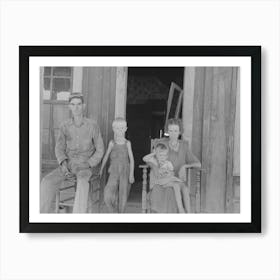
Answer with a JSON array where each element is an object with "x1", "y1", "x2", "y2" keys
[
  {"x1": 149, "y1": 118, "x2": 201, "y2": 213},
  {"x1": 143, "y1": 142, "x2": 186, "y2": 213}
]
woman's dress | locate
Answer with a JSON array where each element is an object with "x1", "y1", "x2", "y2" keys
[{"x1": 149, "y1": 139, "x2": 200, "y2": 213}]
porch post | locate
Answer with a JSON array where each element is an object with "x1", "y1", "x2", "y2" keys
[
  {"x1": 72, "y1": 67, "x2": 83, "y2": 92},
  {"x1": 182, "y1": 67, "x2": 195, "y2": 147},
  {"x1": 115, "y1": 67, "x2": 128, "y2": 118}
]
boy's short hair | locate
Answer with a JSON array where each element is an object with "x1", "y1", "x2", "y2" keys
[{"x1": 155, "y1": 142, "x2": 168, "y2": 151}]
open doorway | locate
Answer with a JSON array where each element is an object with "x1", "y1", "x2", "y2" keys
[{"x1": 126, "y1": 67, "x2": 184, "y2": 184}]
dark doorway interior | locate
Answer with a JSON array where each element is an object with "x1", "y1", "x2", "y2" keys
[{"x1": 126, "y1": 67, "x2": 184, "y2": 182}]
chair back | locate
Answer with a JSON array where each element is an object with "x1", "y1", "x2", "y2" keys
[{"x1": 150, "y1": 138, "x2": 163, "y2": 152}]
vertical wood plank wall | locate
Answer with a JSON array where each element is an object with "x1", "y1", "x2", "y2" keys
[
  {"x1": 191, "y1": 67, "x2": 239, "y2": 213},
  {"x1": 225, "y1": 68, "x2": 238, "y2": 212},
  {"x1": 182, "y1": 68, "x2": 195, "y2": 145},
  {"x1": 82, "y1": 67, "x2": 116, "y2": 148},
  {"x1": 191, "y1": 67, "x2": 206, "y2": 210},
  {"x1": 82, "y1": 67, "x2": 117, "y2": 202},
  {"x1": 115, "y1": 67, "x2": 128, "y2": 118},
  {"x1": 40, "y1": 67, "x2": 44, "y2": 177},
  {"x1": 233, "y1": 69, "x2": 240, "y2": 176}
]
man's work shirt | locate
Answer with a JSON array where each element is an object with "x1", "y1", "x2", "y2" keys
[{"x1": 55, "y1": 118, "x2": 104, "y2": 171}]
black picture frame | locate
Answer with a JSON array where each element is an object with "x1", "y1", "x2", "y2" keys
[{"x1": 20, "y1": 46, "x2": 261, "y2": 233}]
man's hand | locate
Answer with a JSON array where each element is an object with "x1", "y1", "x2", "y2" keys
[
  {"x1": 61, "y1": 160, "x2": 70, "y2": 176},
  {"x1": 60, "y1": 160, "x2": 74, "y2": 179},
  {"x1": 71, "y1": 162, "x2": 91, "y2": 174}
]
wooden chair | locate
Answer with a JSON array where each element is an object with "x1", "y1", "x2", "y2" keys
[
  {"x1": 139, "y1": 139, "x2": 203, "y2": 213},
  {"x1": 55, "y1": 179, "x2": 76, "y2": 213},
  {"x1": 55, "y1": 173, "x2": 100, "y2": 213}
]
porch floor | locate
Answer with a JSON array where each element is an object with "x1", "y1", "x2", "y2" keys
[
  {"x1": 99, "y1": 181, "x2": 142, "y2": 213},
  {"x1": 56, "y1": 181, "x2": 143, "y2": 214}
]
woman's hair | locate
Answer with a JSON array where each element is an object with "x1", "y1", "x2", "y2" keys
[{"x1": 166, "y1": 118, "x2": 183, "y2": 134}]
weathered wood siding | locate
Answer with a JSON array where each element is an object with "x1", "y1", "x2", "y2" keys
[
  {"x1": 233, "y1": 69, "x2": 240, "y2": 176},
  {"x1": 41, "y1": 67, "x2": 117, "y2": 179},
  {"x1": 191, "y1": 67, "x2": 239, "y2": 213},
  {"x1": 82, "y1": 67, "x2": 117, "y2": 200},
  {"x1": 82, "y1": 67, "x2": 116, "y2": 149}
]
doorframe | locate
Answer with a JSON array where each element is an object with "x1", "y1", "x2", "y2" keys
[{"x1": 115, "y1": 67, "x2": 128, "y2": 118}]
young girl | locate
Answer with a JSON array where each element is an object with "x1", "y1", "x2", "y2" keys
[
  {"x1": 143, "y1": 143, "x2": 186, "y2": 213},
  {"x1": 100, "y1": 118, "x2": 135, "y2": 213}
]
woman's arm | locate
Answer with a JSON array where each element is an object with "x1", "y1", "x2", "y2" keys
[
  {"x1": 99, "y1": 140, "x2": 114, "y2": 175},
  {"x1": 175, "y1": 141, "x2": 201, "y2": 181},
  {"x1": 126, "y1": 141, "x2": 135, "y2": 184}
]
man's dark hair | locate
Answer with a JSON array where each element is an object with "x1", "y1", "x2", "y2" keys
[{"x1": 69, "y1": 92, "x2": 84, "y2": 103}]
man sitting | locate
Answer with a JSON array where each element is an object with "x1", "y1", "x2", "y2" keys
[{"x1": 40, "y1": 93, "x2": 104, "y2": 213}]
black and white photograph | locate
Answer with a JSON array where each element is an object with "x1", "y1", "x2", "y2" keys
[
  {"x1": 20, "y1": 46, "x2": 260, "y2": 232},
  {"x1": 40, "y1": 66, "x2": 239, "y2": 215},
  {"x1": 3, "y1": 1, "x2": 280, "y2": 279}
]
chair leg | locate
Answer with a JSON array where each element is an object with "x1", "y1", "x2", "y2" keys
[
  {"x1": 55, "y1": 190, "x2": 60, "y2": 213},
  {"x1": 195, "y1": 170, "x2": 201, "y2": 213},
  {"x1": 87, "y1": 178, "x2": 100, "y2": 213},
  {"x1": 142, "y1": 167, "x2": 148, "y2": 213}
]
